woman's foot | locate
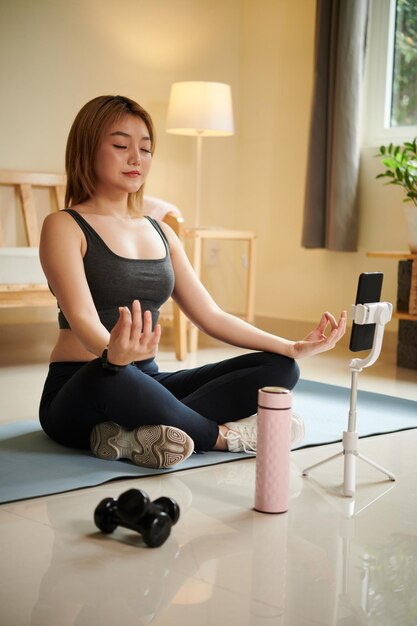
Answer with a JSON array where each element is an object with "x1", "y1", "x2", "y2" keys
[
  {"x1": 90, "y1": 422, "x2": 194, "y2": 469},
  {"x1": 291, "y1": 412, "x2": 305, "y2": 447},
  {"x1": 222, "y1": 415, "x2": 257, "y2": 453},
  {"x1": 221, "y1": 412, "x2": 305, "y2": 454}
]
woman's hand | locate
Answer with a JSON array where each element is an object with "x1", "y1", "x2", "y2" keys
[
  {"x1": 107, "y1": 300, "x2": 161, "y2": 365},
  {"x1": 292, "y1": 311, "x2": 347, "y2": 359}
]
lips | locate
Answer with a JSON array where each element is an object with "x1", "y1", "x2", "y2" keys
[{"x1": 123, "y1": 171, "x2": 141, "y2": 177}]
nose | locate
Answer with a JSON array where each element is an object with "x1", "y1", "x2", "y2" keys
[{"x1": 129, "y1": 148, "x2": 142, "y2": 165}]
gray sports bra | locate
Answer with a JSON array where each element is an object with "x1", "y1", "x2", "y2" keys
[{"x1": 57, "y1": 210, "x2": 175, "y2": 331}]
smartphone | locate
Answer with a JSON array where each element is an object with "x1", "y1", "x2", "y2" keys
[{"x1": 349, "y1": 272, "x2": 383, "y2": 352}]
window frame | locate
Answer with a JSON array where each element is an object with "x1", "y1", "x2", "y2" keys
[{"x1": 361, "y1": 0, "x2": 417, "y2": 147}]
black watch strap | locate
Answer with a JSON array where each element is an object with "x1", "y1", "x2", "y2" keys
[{"x1": 101, "y1": 348, "x2": 126, "y2": 372}]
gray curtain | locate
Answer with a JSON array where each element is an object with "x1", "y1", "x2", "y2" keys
[{"x1": 302, "y1": 0, "x2": 369, "y2": 251}]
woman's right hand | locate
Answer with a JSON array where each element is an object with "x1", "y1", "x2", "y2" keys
[
  {"x1": 291, "y1": 311, "x2": 347, "y2": 359},
  {"x1": 107, "y1": 299, "x2": 161, "y2": 365}
]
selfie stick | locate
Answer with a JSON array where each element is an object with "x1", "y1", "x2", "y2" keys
[{"x1": 302, "y1": 301, "x2": 396, "y2": 497}]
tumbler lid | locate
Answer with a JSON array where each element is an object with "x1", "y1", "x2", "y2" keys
[
  {"x1": 258, "y1": 386, "x2": 292, "y2": 409},
  {"x1": 261, "y1": 386, "x2": 290, "y2": 394}
]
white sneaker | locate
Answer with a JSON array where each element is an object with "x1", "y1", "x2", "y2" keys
[
  {"x1": 223, "y1": 412, "x2": 305, "y2": 454},
  {"x1": 223, "y1": 416, "x2": 257, "y2": 454},
  {"x1": 291, "y1": 412, "x2": 305, "y2": 448}
]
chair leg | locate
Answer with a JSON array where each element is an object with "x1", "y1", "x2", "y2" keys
[
  {"x1": 189, "y1": 324, "x2": 199, "y2": 353},
  {"x1": 246, "y1": 237, "x2": 256, "y2": 322},
  {"x1": 188, "y1": 234, "x2": 202, "y2": 352},
  {"x1": 172, "y1": 302, "x2": 188, "y2": 360}
]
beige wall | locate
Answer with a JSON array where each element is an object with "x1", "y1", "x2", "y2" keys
[{"x1": 0, "y1": 0, "x2": 407, "y2": 333}]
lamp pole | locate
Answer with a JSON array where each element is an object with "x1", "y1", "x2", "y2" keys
[{"x1": 195, "y1": 131, "x2": 203, "y2": 228}]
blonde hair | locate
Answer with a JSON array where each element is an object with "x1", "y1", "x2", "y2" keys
[{"x1": 65, "y1": 95, "x2": 156, "y2": 214}]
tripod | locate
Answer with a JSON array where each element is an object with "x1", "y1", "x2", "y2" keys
[{"x1": 302, "y1": 301, "x2": 396, "y2": 497}]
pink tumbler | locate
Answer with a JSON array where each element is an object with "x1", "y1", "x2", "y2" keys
[{"x1": 255, "y1": 386, "x2": 292, "y2": 514}]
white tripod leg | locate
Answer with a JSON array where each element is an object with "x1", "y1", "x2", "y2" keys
[
  {"x1": 302, "y1": 450, "x2": 344, "y2": 477},
  {"x1": 355, "y1": 452, "x2": 396, "y2": 481}
]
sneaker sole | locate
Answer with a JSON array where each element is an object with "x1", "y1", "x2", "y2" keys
[{"x1": 90, "y1": 422, "x2": 194, "y2": 469}]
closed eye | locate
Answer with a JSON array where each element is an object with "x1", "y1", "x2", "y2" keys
[{"x1": 113, "y1": 144, "x2": 127, "y2": 149}]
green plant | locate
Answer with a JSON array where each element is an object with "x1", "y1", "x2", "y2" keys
[{"x1": 375, "y1": 138, "x2": 417, "y2": 206}]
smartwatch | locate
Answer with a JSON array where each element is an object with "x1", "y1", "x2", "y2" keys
[{"x1": 100, "y1": 348, "x2": 126, "y2": 372}]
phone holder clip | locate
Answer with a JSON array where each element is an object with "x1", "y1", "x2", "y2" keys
[
  {"x1": 349, "y1": 301, "x2": 392, "y2": 326},
  {"x1": 349, "y1": 302, "x2": 392, "y2": 371}
]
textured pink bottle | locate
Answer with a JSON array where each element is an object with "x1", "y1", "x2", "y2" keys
[{"x1": 255, "y1": 386, "x2": 292, "y2": 514}]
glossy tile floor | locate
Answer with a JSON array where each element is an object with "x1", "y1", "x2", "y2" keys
[{"x1": 1, "y1": 342, "x2": 417, "y2": 626}]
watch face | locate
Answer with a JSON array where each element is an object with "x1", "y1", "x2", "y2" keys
[{"x1": 101, "y1": 349, "x2": 126, "y2": 371}]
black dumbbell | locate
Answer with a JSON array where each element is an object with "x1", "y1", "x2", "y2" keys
[{"x1": 94, "y1": 488, "x2": 180, "y2": 547}]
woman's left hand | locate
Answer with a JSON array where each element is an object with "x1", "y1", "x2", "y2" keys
[{"x1": 292, "y1": 311, "x2": 347, "y2": 359}]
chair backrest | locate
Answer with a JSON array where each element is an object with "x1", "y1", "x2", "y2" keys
[
  {"x1": 143, "y1": 195, "x2": 181, "y2": 220},
  {"x1": 0, "y1": 171, "x2": 66, "y2": 247},
  {"x1": 143, "y1": 194, "x2": 184, "y2": 238}
]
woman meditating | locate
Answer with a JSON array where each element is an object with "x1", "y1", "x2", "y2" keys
[{"x1": 39, "y1": 95, "x2": 346, "y2": 469}]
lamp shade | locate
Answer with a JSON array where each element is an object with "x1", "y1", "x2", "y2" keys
[{"x1": 166, "y1": 81, "x2": 234, "y2": 136}]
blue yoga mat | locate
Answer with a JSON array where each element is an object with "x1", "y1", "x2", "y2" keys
[{"x1": 1, "y1": 379, "x2": 416, "y2": 503}]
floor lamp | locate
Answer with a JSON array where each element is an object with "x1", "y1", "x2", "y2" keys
[{"x1": 166, "y1": 81, "x2": 234, "y2": 228}]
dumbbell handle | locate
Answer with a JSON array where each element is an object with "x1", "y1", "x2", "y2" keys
[{"x1": 112, "y1": 504, "x2": 144, "y2": 532}]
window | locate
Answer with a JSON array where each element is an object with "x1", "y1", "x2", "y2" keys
[
  {"x1": 362, "y1": 0, "x2": 417, "y2": 146},
  {"x1": 391, "y1": 0, "x2": 417, "y2": 127}
]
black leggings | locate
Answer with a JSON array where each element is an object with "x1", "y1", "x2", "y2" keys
[{"x1": 39, "y1": 351, "x2": 300, "y2": 451}]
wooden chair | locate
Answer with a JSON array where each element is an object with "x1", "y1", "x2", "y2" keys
[
  {"x1": 146, "y1": 208, "x2": 188, "y2": 361},
  {"x1": 0, "y1": 171, "x2": 188, "y2": 360}
]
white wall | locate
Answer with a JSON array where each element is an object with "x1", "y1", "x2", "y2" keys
[{"x1": 0, "y1": 0, "x2": 407, "y2": 332}]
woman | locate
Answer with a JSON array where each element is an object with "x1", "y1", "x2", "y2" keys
[{"x1": 39, "y1": 95, "x2": 346, "y2": 469}]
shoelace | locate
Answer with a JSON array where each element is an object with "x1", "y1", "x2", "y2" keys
[{"x1": 225, "y1": 426, "x2": 257, "y2": 454}]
